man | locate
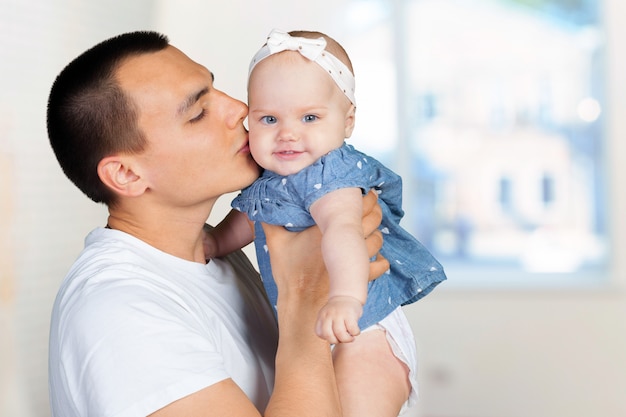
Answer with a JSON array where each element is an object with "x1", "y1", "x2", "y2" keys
[{"x1": 47, "y1": 31, "x2": 386, "y2": 417}]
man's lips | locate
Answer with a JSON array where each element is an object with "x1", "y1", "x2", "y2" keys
[
  {"x1": 237, "y1": 133, "x2": 250, "y2": 154},
  {"x1": 239, "y1": 142, "x2": 250, "y2": 153}
]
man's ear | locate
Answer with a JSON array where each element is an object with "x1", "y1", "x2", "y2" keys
[
  {"x1": 344, "y1": 104, "x2": 356, "y2": 138},
  {"x1": 97, "y1": 155, "x2": 146, "y2": 197}
]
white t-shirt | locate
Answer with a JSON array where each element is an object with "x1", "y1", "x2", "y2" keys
[{"x1": 49, "y1": 228, "x2": 278, "y2": 417}]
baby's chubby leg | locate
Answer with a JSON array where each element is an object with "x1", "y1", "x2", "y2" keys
[{"x1": 332, "y1": 328, "x2": 412, "y2": 417}]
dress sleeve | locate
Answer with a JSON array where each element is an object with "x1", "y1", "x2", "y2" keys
[
  {"x1": 285, "y1": 145, "x2": 374, "y2": 211},
  {"x1": 230, "y1": 144, "x2": 394, "y2": 230}
]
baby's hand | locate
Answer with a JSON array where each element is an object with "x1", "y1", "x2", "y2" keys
[{"x1": 315, "y1": 296, "x2": 363, "y2": 344}]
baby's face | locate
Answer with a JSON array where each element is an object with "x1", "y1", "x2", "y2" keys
[{"x1": 247, "y1": 52, "x2": 354, "y2": 176}]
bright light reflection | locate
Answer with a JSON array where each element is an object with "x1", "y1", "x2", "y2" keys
[{"x1": 577, "y1": 97, "x2": 601, "y2": 122}]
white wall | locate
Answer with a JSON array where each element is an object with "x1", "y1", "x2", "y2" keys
[
  {"x1": 1, "y1": 1, "x2": 624, "y2": 417},
  {"x1": 1, "y1": 2, "x2": 155, "y2": 415}
]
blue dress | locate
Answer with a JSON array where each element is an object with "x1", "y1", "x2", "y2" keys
[{"x1": 232, "y1": 143, "x2": 446, "y2": 329}]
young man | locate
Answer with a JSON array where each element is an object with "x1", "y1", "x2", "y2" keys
[{"x1": 46, "y1": 31, "x2": 386, "y2": 417}]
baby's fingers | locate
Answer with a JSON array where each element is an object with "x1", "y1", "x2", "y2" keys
[
  {"x1": 345, "y1": 318, "x2": 361, "y2": 340},
  {"x1": 315, "y1": 316, "x2": 340, "y2": 345}
]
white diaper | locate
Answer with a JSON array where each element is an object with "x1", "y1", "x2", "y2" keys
[{"x1": 362, "y1": 306, "x2": 418, "y2": 416}]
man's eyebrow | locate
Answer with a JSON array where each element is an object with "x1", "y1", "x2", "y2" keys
[{"x1": 177, "y1": 86, "x2": 209, "y2": 116}]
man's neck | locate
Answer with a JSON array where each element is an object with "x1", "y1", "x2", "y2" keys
[{"x1": 106, "y1": 202, "x2": 213, "y2": 264}]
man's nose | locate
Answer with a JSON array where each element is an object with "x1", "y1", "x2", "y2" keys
[{"x1": 221, "y1": 91, "x2": 248, "y2": 130}]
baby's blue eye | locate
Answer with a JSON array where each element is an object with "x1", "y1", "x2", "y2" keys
[
  {"x1": 261, "y1": 115, "x2": 277, "y2": 124},
  {"x1": 303, "y1": 114, "x2": 318, "y2": 123}
]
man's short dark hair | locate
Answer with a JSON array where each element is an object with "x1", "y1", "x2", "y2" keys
[{"x1": 47, "y1": 31, "x2": 169, "y2": 205}]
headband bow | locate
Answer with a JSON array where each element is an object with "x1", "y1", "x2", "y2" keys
[
  {"x1": 265, "y1": 30, "x2": 327, "y2": 61},
  {"x1": 249, "y1": 29, "x2": 357, "y2": 106}
]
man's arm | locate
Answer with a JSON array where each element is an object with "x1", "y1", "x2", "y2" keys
[
  {"x1": 262, "y1": 219, "x2": 342, "y2": 416},
  {"x1": 263, "y1": 190, "x2": 386, "y2": 416}
]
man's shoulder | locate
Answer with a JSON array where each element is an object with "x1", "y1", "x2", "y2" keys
[{"x1": 56, "y1": 228, "x2": 177, "y2": 318}]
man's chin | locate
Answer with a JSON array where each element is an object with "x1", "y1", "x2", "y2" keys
[{"x1": 238, "y1": 163, "x2": 262, "y2": 190}]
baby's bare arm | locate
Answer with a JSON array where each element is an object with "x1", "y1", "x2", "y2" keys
[
  {"x1": 203, "y1": 210, "x2": 254, "y2": 259},
  {"x1": 310, "y1": 188, "x2": 371, "y2": 343},
  {"x1": 310, "y1": 188, "x2": 369, "y2": 304}
]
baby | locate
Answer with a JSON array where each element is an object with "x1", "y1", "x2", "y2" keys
[{"x1": 207, "y1": 29, "x2": 447, "y2": 416}]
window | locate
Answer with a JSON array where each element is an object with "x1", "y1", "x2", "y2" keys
[{"x1": 342, "y1": 0, "x2": 607, "y2": 286}]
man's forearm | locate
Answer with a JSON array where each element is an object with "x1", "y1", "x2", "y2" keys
[
  {"x1": 265, "y1": 286, "x2": 341, "y2": 417},
  {"x1": 259, "y1": 191, "x2": 385, "y2": 417}
]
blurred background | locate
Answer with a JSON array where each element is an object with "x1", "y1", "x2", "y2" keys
[{"x1": 1, "y1": 0, "x2": 624, "y2": 416}]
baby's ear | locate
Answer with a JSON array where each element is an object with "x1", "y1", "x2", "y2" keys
[{"x1": 344, "y1": 104, "x2": 356, "y2": 138}]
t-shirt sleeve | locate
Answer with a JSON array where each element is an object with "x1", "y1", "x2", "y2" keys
[{"x1": 60, "y1": 283, "x2": 228, "y2": 417}]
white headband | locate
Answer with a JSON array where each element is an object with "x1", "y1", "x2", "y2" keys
[{"x1": 249, "y1": 29, "x2": 356, "y2": 106}]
